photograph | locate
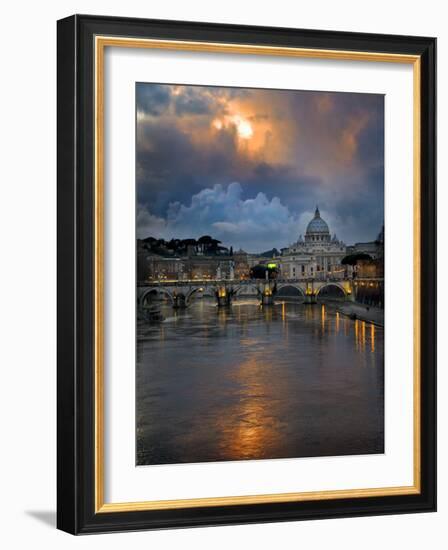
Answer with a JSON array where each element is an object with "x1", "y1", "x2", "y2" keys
[{"x1": 135, "y1": 83, "x2": 385, "y2": 466}]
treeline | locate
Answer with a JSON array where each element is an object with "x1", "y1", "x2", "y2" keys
[{"x1": 138, "y1": 235, "x2": 231, "y2": 256}]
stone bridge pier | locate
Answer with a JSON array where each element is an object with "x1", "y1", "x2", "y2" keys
[
  {"x1": 215, "y1": 286, "x2": 234, "y2": 307},
  {"x1": 172, "y1": 293, "x2": 187, "y2": 309}
]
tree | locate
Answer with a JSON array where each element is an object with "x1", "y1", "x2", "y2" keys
[
  {"x1": 341, "y1": 253, "x2": 372, "y2": 265},
  {"x1": 181, "y1": 238, "x2": 197, "y2": 246},
  {"x1": 250, "y1": 264, "x2": 278, "y2": 280},
  {"x1": 198, "y1": 235, "x2": 213, "y2": 244}
]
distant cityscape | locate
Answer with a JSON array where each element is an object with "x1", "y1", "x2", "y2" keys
[{"x1": 137, "y1": 207, "x2": 384, "y2": 290}]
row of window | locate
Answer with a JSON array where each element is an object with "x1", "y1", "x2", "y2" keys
[{"x1": 291, "y1": 265, "x2": 307, "y2": 274}]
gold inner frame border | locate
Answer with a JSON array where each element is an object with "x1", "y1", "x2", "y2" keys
[{"x1": 94, "y1": 35, "x2": 421, "y2": 513}]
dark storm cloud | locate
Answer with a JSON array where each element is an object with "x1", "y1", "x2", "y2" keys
[
  {"x1": 135, "y1": 83, "x2": 384, "y2": 251},
  {"x1": 174, "y1": 88, "x2": 214, "y2": 115},
  {"x1": 136, "y1": 117, "x2": 241, "y2": 213},
  {"x1": 136, "y1": 83, "x2": 171, "y2": 116}
]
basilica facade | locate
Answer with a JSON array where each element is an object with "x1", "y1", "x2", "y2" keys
[{"x1": 279, "y1": 207, "x2": 347, "y2": 280}]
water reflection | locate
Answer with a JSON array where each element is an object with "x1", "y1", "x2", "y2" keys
[{"x1": 136, "y1": 299, "x2": 384, "y2": 465}]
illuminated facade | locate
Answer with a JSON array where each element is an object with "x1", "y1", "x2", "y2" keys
[
  {"x1": 142, "y1": 254, "x2": 235, "y2": 282},
  {"x1": 280, "y1": 207, "x2": 347, "y2": 280},
  {"x1": 347, "y1": 225, "x2": 384, "y2": 260}
]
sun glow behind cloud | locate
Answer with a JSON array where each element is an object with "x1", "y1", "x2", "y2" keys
[
  {"x1": 213, "y1": 114, "x2": 253, "y2": 140},
  {"x1": 136, "y1": 83, "x2": 384, "y2": 249}
]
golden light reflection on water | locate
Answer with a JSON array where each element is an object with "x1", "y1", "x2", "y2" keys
[
  {"x1": 217, "y1": 355, "x2": 281, "y2": 460},
  {"x1": 218, "y1": 307, "x2": 228, "y2": 326},
  {"x1": 281, "y1": 301, "x2": 288, "y2": 341},
  {"x1": 305, "y1": 306, "x2": 313, "y2": 322},
  {"x1": 344, "y1": 317, "x2": 349, "y2": 336},
  {"x1": 263, "y1": 306, "x2": 273, "y2": 323},
  {"x1": 321, "y1": 304, "x2": 326, "y2": 333},
  {"x1": 361, "y1": 321, "x2": 366, "y2": 352},
  {"x1": 349, "y1": 316, "x2": 378, "y2": 359},
  {"x1": 353, "y1": 320, "x2": 366, "y2": 353}
]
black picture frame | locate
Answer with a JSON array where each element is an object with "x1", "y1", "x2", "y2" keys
[{"x1": 57, "y1": 14, "x2": 436, "y2": 534}]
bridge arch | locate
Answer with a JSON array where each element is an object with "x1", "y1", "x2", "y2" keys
[
  {"x1": 185, "y1": 287, "x2": 206, "y2": 305},
  {"x1": 315, "y1": 283, "x2": 346, "y2": 298},
  {"x1": 276, "y1": 284, "x2": 305, "y2": 298},
  {"x1": 200, "y1": 287, "x2": 216, "y2": 298},
  {"x1": 234, "y1": 284, "x2": 261, "y2": 297},
  {"x1": 139, "y1": 287, "x2": 175, "y2": 306}
]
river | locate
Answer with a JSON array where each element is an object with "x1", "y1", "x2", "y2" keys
[{"x1": 136, "y1": 298, "x2": 384, "y2": 465}]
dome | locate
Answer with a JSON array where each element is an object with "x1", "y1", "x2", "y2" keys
[{"x1": 306, "y1": 206, "x2": 330, "y2": 235}]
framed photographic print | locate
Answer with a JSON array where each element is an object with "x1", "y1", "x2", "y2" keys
[{"x1": 57, "y1": 14, "x2": 436, "y2": 534}]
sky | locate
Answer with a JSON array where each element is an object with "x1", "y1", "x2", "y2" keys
[{"x1": 136, "y1": 83, "x2": 384, "y2": 253}]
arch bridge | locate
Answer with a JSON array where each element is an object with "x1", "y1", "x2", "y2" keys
[{"x1": 137, "y1": 278, "x2": 354, "y2": 310}]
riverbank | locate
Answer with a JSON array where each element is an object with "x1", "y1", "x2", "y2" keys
[{"x1": 336, "y1": 302, "x2": 384, "y2": 327}]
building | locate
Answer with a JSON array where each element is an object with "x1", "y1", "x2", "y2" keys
[
  {"x1": 145, "y1": 255, "x2": 185, "y2": 281},
  {"x1": 137, "y1": 236, "x2": 236, "y2": 282},
  {"x1": 279, "y1": 207, "x2": 347, "y2": 280},
  {"x1": 137, "y1": 248, "x2": 236, "y2": 282},
  {"x1": 347, "y1": 225, "x2": 384, "y2": 260},
  {"x1": 232, "y1": 249, "x2": 251, "y2": 280}
]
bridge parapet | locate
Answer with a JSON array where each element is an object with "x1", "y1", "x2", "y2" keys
[{"x1": 137, "y1": 277, "x2": 358, "y2": 309}]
